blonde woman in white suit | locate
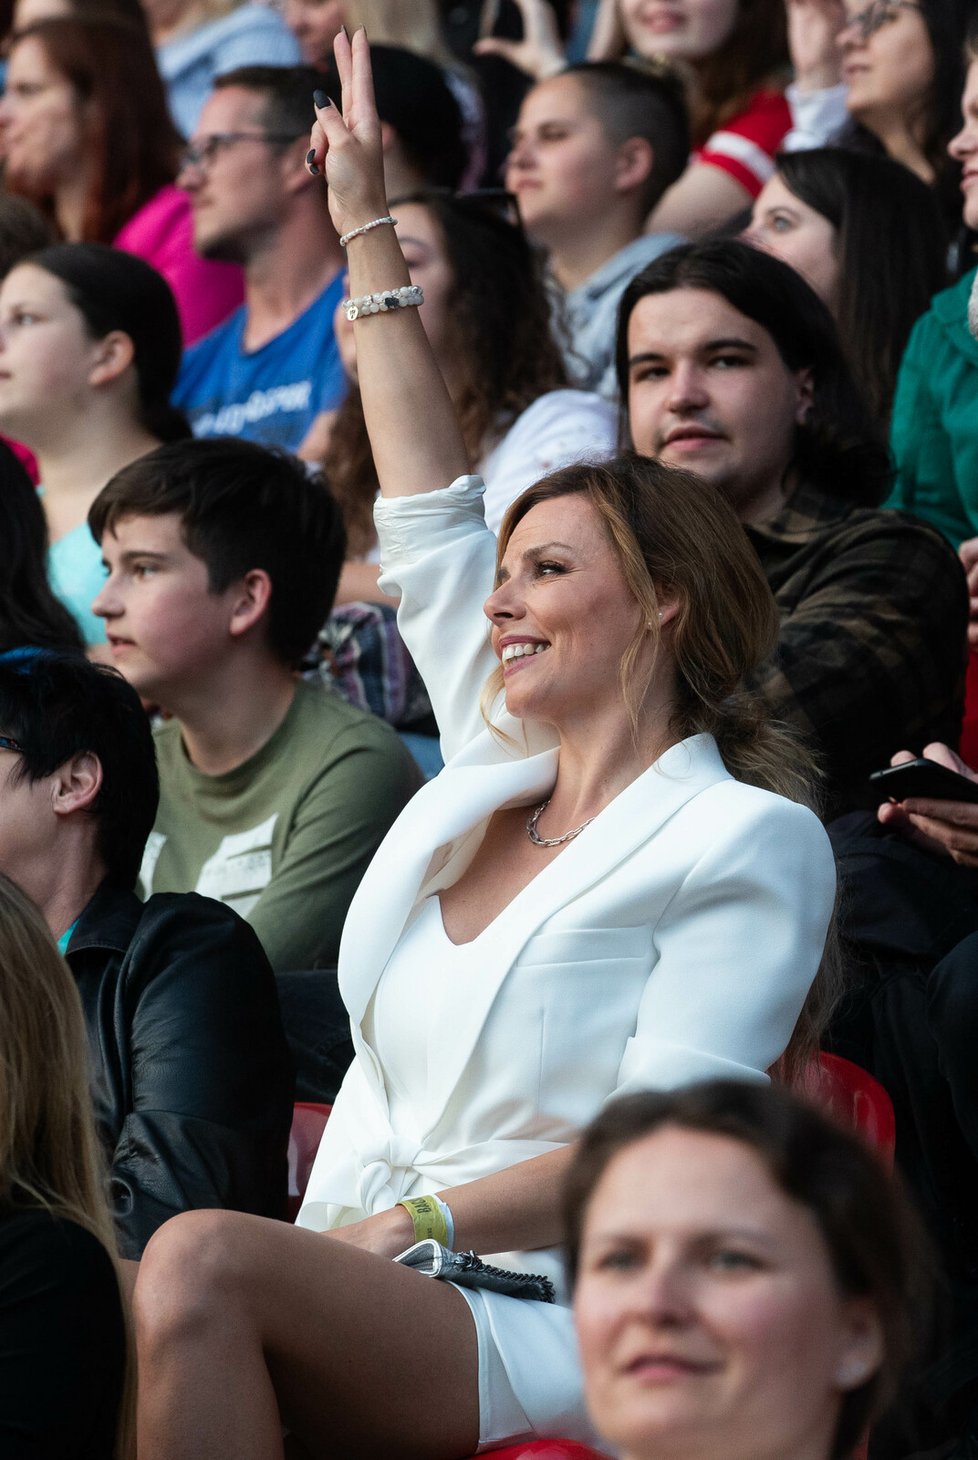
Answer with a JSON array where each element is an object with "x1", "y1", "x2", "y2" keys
[{"x1": 132, "y1": 29, "x2": 836, "y2": 1460}]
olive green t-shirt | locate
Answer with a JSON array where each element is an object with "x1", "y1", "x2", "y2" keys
[{"x1": 140, "y1": 680, "x2": 420, "y2": 972}]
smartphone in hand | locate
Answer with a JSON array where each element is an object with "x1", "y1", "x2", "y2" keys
[{"x1": 868, "y1": 758, "x2": 978, "y2": 805}]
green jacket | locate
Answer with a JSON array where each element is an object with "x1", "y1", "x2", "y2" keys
[{"x1": 888, "y1": 267, "x2": 978, "y2": 548}]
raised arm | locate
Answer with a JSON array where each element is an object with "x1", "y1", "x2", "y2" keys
[{"x1": 309, "y1": 29, "x2": 469, "y2": 498}]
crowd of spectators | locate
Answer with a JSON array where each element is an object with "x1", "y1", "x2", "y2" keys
[{"x1": 3, "y1": 1, "x2": 978, "y2": 1456}]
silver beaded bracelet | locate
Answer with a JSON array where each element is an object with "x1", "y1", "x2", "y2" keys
[
  {"x1": 339, "y1": 214, "x2": 397, "y2": 248},
  {"x1": 343, "y1": 284, "x2": 424, "y2": 321}
]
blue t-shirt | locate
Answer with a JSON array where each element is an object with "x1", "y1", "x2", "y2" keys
[{"x1": 173, "y1": 272, "x2": 346, "y2": 453}]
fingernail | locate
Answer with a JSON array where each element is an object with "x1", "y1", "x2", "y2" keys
[
  {"x1": 313, "y1": 89, "x2": 329, "y2": 108},
  {"x1": 340, "y1": 22, "x2": 349, "y2": 39},
  {"x1": 305, "y1": 148, "x2": 319, "y2": 175}
]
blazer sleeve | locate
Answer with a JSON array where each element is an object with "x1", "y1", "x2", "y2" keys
[
  {"x1": 375, "y1": 476, "x2": 503, "y2": 761},
  {"x1": 108, "y1": 896, "x2": 293, "y2": 1258},
  {"x1": 614, "y1": 791, "x2": 836, "y2": 1095}
]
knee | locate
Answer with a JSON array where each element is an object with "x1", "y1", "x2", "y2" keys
[{"x1": 134, "y1": 1209, "x2": 251, "y2": 1357}]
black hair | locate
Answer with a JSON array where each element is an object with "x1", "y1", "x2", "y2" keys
[
  {"x1": 772, "y1": 148, "x2": 948, "y2": 424},
  {"x1": 214, "y1": 62, "x2": 332, "y2": 141},
  {"x1": 616, "y1": 239, "x2": 892, "y2": 507},
  {"x1": 0, "y1": 443, "x2": 84, "y2": 657},
  {"x1": 561, "y1": 60, "x2": 690, "y2": 215},
  {"x1": 564, "y1": 1080, "x2": 930, "y2": 1460},
  {"x1": 25, "y1": 242, "x2": 189, "y2": 444},
  {"x1": 840, "y1": 0, "x2": 973, "y2": 235},
  {"x1": 316, "y1": 44, "x2": 467, "y2": 189},
  {"x1": 0, "y1": 654, "x2": 158, "y2": 889},
  {"x1": 88, "y1": 437, "x2": 346, "y2": 668}
]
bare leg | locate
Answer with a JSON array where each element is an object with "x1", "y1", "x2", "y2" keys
[{"x1": 134, "y1": 1209, "x2": 481, "y2": 1460}]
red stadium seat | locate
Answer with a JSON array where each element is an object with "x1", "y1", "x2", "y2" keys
[
  {"x1": 286, "y1": 1101, "x2": 332, "y2": 1221},
  {"x1": 813, "y1": 1052, "x2": 896, "y2": 1167}
]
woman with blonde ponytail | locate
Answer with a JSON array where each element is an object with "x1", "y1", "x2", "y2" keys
[
  {"x1": 0, "y1": 873, "x2": 129, "y2": 1458},
  {"x1": 132, "y1": 35, "x2": 837, "y2": 1457}
]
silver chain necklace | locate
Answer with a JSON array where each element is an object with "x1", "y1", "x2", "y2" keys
[{"x1": 526, "y1": 798, "x2": 596, "y2": 848}]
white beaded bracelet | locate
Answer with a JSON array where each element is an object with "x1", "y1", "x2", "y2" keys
[
  {"x1": 343, "y1": 284, "x2": 424, "y2": 321},
  {"x1": 339, "y1": 214, "x2": 397, "y2": 248}
]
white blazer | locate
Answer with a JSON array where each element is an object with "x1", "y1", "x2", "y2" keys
[{"x1": 298, "y1": 479, "x2": 836, "y2": 1276}]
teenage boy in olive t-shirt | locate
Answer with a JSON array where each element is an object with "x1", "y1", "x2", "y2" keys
[{"x1": 89, "y1": 437, "x2": 419, "y2": 972}]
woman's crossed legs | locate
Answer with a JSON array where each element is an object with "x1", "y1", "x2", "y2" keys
[{"x1": 133, "y1": 1209, "x2": 481, "y2": 1460}]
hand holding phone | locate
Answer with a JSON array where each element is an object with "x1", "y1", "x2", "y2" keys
[{"x1": 868, "y1": 758, "x2": 978, "y2": 805}]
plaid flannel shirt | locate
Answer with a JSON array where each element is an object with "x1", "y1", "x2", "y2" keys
[{"x1": 746, "y1": 483, "x2": 968, "y2": 813}]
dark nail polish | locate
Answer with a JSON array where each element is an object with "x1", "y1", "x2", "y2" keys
[
  {"x1": 313, "y1": 89, "x2": 329, "y2": 109},
  {"x1": 306, "y1": 148, "x2": 316, "y2": 163}
]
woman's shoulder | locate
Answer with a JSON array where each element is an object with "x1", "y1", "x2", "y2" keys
[{"x1": 0, "y1": 1208, "x2": 116, "y2": 1290}]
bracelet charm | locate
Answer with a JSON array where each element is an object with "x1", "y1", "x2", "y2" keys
[{"x1": 344, "y1": 284, "x2": 424, "y2": 321}]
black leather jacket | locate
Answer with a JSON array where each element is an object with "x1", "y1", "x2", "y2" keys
[{"x1": 67, "y1": 884, "x2": 294, "y2": 1259}]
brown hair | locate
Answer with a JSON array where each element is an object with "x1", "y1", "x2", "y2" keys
[
  {"x1": 617, "y1": 0, "x2": 788, "y2": 145},
  {"x1": 324, "y1": 190, "x2": 566, "y2": 558},
  {"x1": 490, "y1": 455, "x2": 840, "y2": 1073},
  {"x1": 8, "y1": 17, "x2": 180, "y2": 242},
  {"x1": 564, "y1": 1080, "x2": 930, "y2": 1460}
]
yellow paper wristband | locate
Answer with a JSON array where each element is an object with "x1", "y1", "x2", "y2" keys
[{"x1": 398, "y1": 1195, "x2": 450, "y2": 1246}]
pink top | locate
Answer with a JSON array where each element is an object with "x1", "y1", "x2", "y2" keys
[
  {"x1": 113, "y1": 184, "x2": 243, "y2": 346},
  {"x1": 694, "y1": 89, "x2": 792, "y2": 199}
]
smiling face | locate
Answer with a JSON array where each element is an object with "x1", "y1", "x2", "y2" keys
[
  {"x1": 91, "y1": 513, "x2": 244, "y2": 706},
  {"x1": 838, "y1": 1, "x2": 935, "y2": 142},
  {"x1": 0, "y1": 264, "x2": 104, "y2": 442},
  {"x1": 949, "y1": 59, "x2": 978, "y2": 230},
  {"x1": 746, "y1": 174, "x2": 840, "y2": 312},
  {"x1": 484, "y1": 494, "x2": 656, "y2": 730},
  {"x1": 505, "y1": 74, "x2": 630, "y2": 244},
  {"x1": 0, "y1": 35, "x2": 85, "y2": 196},
  {"x1": 625, "y1": 287, "x2": 812, "y2": 524},
  {"x1": 574, "y1": 1126, "x2": 881, "y2": 1460},
  {"x1": 618, "y1": 0, "x2": 739, "y2": 62}
]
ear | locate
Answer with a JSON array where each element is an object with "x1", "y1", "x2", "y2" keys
[
  {"x1": 87, "y1": 330, "x2": 135, "y2": 389},
  {"x1": 51, "y1": 751, "x2": 102, "y2": 821},
  {"x1": 227, "y1": 569, "x2": 273, "y2": 642},
  {"x1": 794, "y1": 367, "x2": 815, "y2": 426},
  {"x1": 649, "y1": 593, "x2": 681, "y2": 631},
  {"x1": 833, "y1": 1298, "x2": 884, "y2": 1393},
  {"x1": 614, "y1": 137, "x2": 655, "y2": 197}
]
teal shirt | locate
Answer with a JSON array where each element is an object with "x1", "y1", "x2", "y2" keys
[
  {"x1": 47, "y1": 520, "x2": 107, "y2": 646},
  {"x1": 888, "y1": 268, "x2": 978, "y2": 548}
]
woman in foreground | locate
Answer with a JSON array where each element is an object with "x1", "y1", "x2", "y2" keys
[
  {"x1": 132, "y1": 30, "x2": 836, "y2": 1458},
  {"x1": 0, "y1": 872, "x2": 128, "y2": 1457},
  {"x1": 567, "y1": 1080, "x2": 924, "y2": 1460}
]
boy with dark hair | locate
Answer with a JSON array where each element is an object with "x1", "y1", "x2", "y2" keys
[
  {"x1": 90, "y1": 437, "x2": 419, "y2": 973},
  {"x1": 506, "y1": 60, "x2": 689, "y2": 399}
]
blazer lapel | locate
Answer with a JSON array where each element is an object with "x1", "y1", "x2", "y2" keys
[
  {"x1": 338, "y1": 744, "x2": 559, "y2": 1023},
  {"x1": 421, "y1": 734, "x2": 730, "y2": 1123}
]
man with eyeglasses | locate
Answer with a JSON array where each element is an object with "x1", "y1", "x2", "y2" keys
[
  {"x1": 173, "y1": 63, "x2": 347, "y2": 457},
  {"x1": 0, "y1": 650, "x2": 293, "y2": 1260}
]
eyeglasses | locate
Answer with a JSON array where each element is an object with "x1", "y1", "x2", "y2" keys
[
  {"x1": 0, "y1": 734, "x2": 25, "y2": 755},
  {"x1": 844, "y1": 0, "x2": 923, "y2": 40},
  {"x1": 178, "y1": 131, "x2": 301, "y2": 171}
]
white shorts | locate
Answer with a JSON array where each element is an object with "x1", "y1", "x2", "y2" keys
[{"x1": 452, "y1": 1285, "x2": 604, "y2": 1453}]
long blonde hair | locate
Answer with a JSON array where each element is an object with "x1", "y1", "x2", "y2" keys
[{"x1": 0, "y1": 873, "x2": 133, "y2": 1455}]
